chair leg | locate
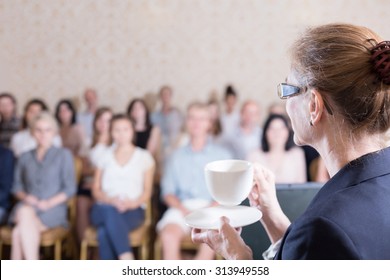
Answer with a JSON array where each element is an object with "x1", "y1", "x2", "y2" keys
[
  {"x1": 141, "y1": 239, "x2": 149, "y2": 260},
  {"x1": 0, "y1": 240, "x2": 3, "y2": 259},
  {"x1": 154, "y1": 238, "x2": 161, "y2": 260},
  {"x1": 55, "y1": 240, "x2": 62, "y2": 260},
  {"x1": 80, "y1": 240, "x2": 88, "y2": 260},
  {"x1": 66, "y1": 232, "x2": 78, "y2": 260}
]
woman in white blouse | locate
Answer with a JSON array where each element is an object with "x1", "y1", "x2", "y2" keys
[
  {"x1": 247, "y1": 114, "x2": 306, "y2": 184},
  {"x1": 91, "y1": 114, "x2": 155, "y2": 260}
]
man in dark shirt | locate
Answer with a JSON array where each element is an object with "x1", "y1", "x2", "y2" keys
[
  {"x1": 0, "y1": 93, "x2": 21, "y2": 148},
  {"x1": 0, "y1": 144, "x2": 14, "y2": 223}
]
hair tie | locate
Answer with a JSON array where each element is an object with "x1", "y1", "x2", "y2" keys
[{"x1": 370, "y1": 41, "x2": 390, "y2": 85}]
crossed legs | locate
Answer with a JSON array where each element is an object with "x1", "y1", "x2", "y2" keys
[
  {"x1": 11, "y1": 205, "x2": 47, "y2": 260},
  {"x1": 90, "y1": 204, "x2": 144, "y2": 260}
]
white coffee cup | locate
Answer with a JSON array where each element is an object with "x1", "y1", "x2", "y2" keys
[{"x1": 204, "y1": 160, "x2": 254, "y2": 206}]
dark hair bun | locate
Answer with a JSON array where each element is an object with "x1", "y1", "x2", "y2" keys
[{"x1": 371, "y1": 41, "x2": 390, "y2": 85}]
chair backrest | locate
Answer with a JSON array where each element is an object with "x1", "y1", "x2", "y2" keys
[
  {"x1": 144, "y1": 198, "x2": 152, "y2": 226},
  {"x1": 241, "y1": 182, "x2": 323, "y2": 259},
  {"x1": 73, "y1": 157, "x2": 83, "y2": 185},
  {"x1": 67, "y1": 196, "x2": 77, "y2": 228}
]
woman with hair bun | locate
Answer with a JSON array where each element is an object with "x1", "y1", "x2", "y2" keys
[{"x1": 192, "y1": 23, "x2": 390, "y2": 260}]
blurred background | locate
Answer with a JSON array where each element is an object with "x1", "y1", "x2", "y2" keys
[{"x1": 1, "y1": 0, "x2": 389, "y2": 115}]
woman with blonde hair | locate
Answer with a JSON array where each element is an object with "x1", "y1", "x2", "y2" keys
[{"x1": 11, "y1": 112, "x2": 76, "y2": 259}]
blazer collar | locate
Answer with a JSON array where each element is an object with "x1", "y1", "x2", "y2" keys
[{"x1": 308, "y1": 146, "x2": 390, "y2": 208}]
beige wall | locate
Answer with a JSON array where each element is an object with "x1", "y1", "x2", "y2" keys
[{"x1": 1, "y1": 0, "x2": 390, "y2": 118}]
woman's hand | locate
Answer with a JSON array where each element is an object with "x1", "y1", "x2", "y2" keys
[
  {"x1": 248, "y1": 163, "x2": 277, "y2": 213},
  {"x1": 112, "y1": 198, "x2": 126, "y2": 213},
  {"x1": 249, "y1": 162, "x2": 291, "y2": 244},
  {"x1": 24, "y1": 195, "x2": 39, "y2": 206},
  {"x1": 191, "y1": 217, "x2": 253, "y2": 260},
  {"x1": 36, "y1": 199, "x2": 52, "y2": 211},
  {"x1": 112, "y1": 198, "x2": 139, "y2": 213}
]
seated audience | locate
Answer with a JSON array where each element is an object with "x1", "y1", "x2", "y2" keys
[
  {"x1": 76, "y1": 107, "x2": 112, "y2": 243},
  {"x1": 10, "y1": 112, "x2": 76, "y2": 259},
  {"x1": 0, "y1": 145, "x2": 14, "y2": 224},
  {"x1": 151, "y1": 86, "x2": 184, "y2": 161},
  {"x1": 90, "y1": 114, "x2": 155, "y2": 260},
  {"x1": 77, "y1": 88, "x2": 99, "y2": 146},
  {"x1": 55, "y1": 99, "x2": 86, "y2": 157},
  {"x1": 157, "y1": 102, "x2": 231, "y2": 260},
  {"x1": 127, "y1": 98, "x2": 161, "y2": 158},
  {"x1": 247, "y1": 114, "x2": 306, "y2": 183},
  {"x1": 222, "y1": 100, "x2": 262, "y2": 159},
  {"x1": 0, "y1": 93, "x2": 21, "y2": 148},
  {"x1": 10, "y1": 99, "x2": 62, "y2": 157}
]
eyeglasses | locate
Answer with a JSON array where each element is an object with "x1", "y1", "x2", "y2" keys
[{"x1": 277, "y1": 83, "x2": 333, "y2": 115}]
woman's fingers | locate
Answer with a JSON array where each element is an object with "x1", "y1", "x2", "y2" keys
[
  {"x1": 253, "y1": 162, "x2": 274, "y2": 185},
  {"x1": 235, "y1": 227, "x2": 242, "y2": 235},
  {"x1": 191, "y1": 228, "x2": 207, "y2": 244},
  {"x1": 219, "y1": 217, "x2": 241, "y2": 240}
]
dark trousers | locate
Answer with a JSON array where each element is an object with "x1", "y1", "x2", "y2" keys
[{"x1": 90, "y1": 203, "x2": 144, "y2": 260}]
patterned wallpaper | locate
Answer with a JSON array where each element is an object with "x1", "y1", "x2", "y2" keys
[{"x1": 1, "y1": 0, "x2": 390, "y2": 116}]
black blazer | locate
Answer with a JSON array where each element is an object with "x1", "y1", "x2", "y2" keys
[{"x1": 275, "y1": 147, "x2": 390, "y2": 259}]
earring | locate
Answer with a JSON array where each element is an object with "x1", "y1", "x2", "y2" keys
[{"x1": 310, "y1": 120, "x2": 313, "y2": 126}]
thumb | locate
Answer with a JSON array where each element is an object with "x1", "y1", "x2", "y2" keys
[
  {"x1": 219, "y1": 216, "x2": 230, "y2": 232},
  {"x1": 219, "y1": 216, "x2": 237, "y2": 237}
]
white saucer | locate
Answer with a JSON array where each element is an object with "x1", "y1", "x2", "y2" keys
[{"x1": 185, "y1": 205, "x2": 262, "y2": 230}]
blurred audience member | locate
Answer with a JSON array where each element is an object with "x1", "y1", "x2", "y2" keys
[
  {"x1": 220, "y1": 85, "x2": 240, "y2": 138},
  {"x1": 55, "y1": 99, "x2": 86, "y2": 157},
  {"x1": 248, "y1": 114, "x2": 306, "y2": 183},
  {"x1": 0, "y1": 145, "x2": 14, "y2": 224},
  {"x1": 76, "y1": 107, "x2": 113, "y2": 243},
  {"x1": 207, "y1": 99, "x2": 222, "y2": 140},
  {"x1": 10, "y1": 112, "x2": 76, "y2": 259},
  {"x1": 151, "y1": 86, "x2": 184, "y2": 161},
  {"x1": 157, "y1": 102, "x2": 231, "y2": 260},
  {"x1": 222, "y1": 100, "x2": 262, "y2": 159},
  {"x1": 77, "y1": 88, "x2": 99, "y2": 146},
  {"x1": 89, "y1": 107, "x2": 113, "y2": 167},
  {"x1": 91, "y1": 114, "x2": 155, "y2": 260},
  {"x1": 0, "y1": 93, "x2": 21, "y2": 148},
  {"x1": 267, "y1": 102, "x2": 287, "y2": 116},
  {"x1": 10, "y1": 99, "x2": 62, "y2": 157},
  {"x1": 127, "y1": 98, "x2": 161, "y2": 158}
]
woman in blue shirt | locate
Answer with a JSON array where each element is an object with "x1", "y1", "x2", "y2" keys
[{"x1": 11, "y1": 112, "x2": 76, "y2": 259}]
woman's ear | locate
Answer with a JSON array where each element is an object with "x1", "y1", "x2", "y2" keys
[{"x1": 308, "y1": 89, "x2": 325, "y2": 126}]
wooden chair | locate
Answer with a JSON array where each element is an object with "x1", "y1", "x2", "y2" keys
[
  {"x1": 73, "y1": 157, "x2": 83, "y2": 185},
  {"x1": 79, "y1": 201, "x2": 152, "y2": 260},
  {"x1": 0, "y1": 197, "x2": 76, "y2": 260}
]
